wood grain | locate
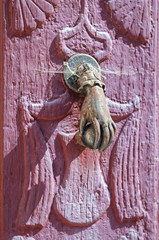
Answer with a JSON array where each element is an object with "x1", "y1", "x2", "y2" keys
[
  {"x1": 53, "y1": 132, "x2": 110, "y2": 227},
  {"x1": 2, "y1": 0, "x2": 159, "y2": 239}
]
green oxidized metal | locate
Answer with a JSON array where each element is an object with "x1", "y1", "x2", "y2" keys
[{"x1": 63, "y1": 54, "x2": 103, "y2": 94}]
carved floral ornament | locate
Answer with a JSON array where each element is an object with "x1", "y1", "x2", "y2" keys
[
  {"x1": 9, "y1": 0, "x2": 151, "y2": 44},
  {"x1": 106, "y1": 0, "x2": 151, "y2": 43},
  {"x1": 9, "y1": 0, "x2": 59, "y2": 35}
]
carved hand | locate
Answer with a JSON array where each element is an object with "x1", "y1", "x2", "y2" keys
[{"x1": 76, "y1": 85, "x2": 116, "y2": 152}]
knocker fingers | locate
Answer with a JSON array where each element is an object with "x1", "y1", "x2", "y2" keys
[
  {"x1": 79, "y1": 112, "x2": 87, "y2": 136},
  {"x1": 80, "y1": 117, "x2": 101, "y2": 149},
  {"x1": 91, "y1": 118, "x2": 101, "y2": 149},
  {"x1": 99, "y1": 123, "x2": 110, "y2": 152},
  {"x1": 107, "y1": 123, "x2": 115, "y2": 147},
  {"x1": 99, "y1": 121, "x2": 116, "y2": 152}
]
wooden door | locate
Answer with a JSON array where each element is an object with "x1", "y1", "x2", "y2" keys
[{"x1": 1, "y1": 0, "x2": 158, "y2": 239}]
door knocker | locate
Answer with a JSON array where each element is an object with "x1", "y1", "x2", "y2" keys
[{"x1": 63, "y1": 54, "x2": 117, "y2": 152}]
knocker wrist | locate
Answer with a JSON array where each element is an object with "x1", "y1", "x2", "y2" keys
[{"x1": 78, "y1": 80, "x2": 106, "y2": 95}]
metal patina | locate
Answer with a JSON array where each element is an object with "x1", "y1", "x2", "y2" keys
[{"x1": 63, "y1": 54, "x2": 116, "y2": 151}]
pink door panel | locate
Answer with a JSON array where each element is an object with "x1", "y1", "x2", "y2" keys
[{"x1": 1, "y1": 0, "x2": 158, "y2": 239}]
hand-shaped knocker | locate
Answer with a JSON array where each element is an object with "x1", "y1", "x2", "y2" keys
[{"x1": 63, "y1": 54, "x2": 116, "y2": 152}]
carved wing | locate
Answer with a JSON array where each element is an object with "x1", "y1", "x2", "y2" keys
[
  {"x1": 16, "y1": 120, "x2": 55, "y2": 229},
  {"x1": 9, "y1": 0, "x2": 59, "y2": 36},
  {"x1": 110, "y1": 112, "x2": 145, "y2": 223},
  {"x1": 105, "y1": 0, "x2": 151, "y2": 42}
]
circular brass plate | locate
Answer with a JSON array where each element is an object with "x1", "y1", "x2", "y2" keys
[{"x1": 63, "y1": 54, "x2": 101, "y2": 93}]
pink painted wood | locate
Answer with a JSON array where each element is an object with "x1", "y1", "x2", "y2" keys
[{"x1": 1, "y1": 0, "x2": 159, "y2": 239}]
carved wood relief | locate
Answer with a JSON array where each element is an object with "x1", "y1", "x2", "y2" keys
[
  {"x1": 9, "y1": 0, "x2": 60, "y2": 35},
  {"x1": 105, "y1": 0, "x2": 151, "y2": 43},
  {"x1": 56, "y1": 0, "x2": 112, "y2": 62},
  {"x1": 16, "y1": 92, "x2": 75, "y2": 230},
  {"x1": 53, "y1": 132, "x2": 110, "y2": 227},
  {"x1": 111, "y1": 111, "x2": 145, "y2": 223},
  {"x1": 2, "y1": 0, "x2": 158, "y2": 239},
  {"x1": 17, "y1": 90, "x2": 143, "y2": 230},
  {"x1": 15, "y1": 117, "x2": 55, "y2": 229}
]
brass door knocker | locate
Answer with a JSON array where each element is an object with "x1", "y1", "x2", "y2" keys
[{"x1": 63, "y1": 54, "x2": 117, "y2": 151}]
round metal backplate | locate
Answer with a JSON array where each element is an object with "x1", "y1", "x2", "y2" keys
[{"x1": 63, "y1": 54, "x2": 101, "y2": 93}]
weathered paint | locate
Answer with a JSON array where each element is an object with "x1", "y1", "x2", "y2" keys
[{"x1": 1, "y1": 0, "x2": 159, "y2": 239}]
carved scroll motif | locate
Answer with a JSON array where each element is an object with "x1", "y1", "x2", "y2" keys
[
  {"x1": 56, "y1": 0, "x2": 112, "y2": 62},
  {"x1": 9, "y1": 0, "x2": 59, "y2": 36},
  {"x1": 53, "y1": 132, "x2": 110, "y2": 227},
  {"x1": 105, "y1": 0, "x2": 151, "y2": 43},
  {"x1": 111, "y1": 111, "x2": 145, "y2": 223}
]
